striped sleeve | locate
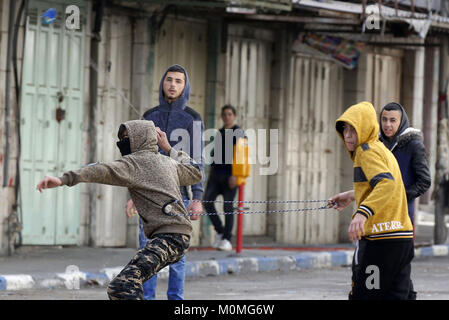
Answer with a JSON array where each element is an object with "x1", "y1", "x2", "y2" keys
[{"x1": 357, "y1": 205, "x2": 375, "y2": 218}]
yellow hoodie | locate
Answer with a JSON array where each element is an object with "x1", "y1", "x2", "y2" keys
[{"x1": 336, "y1": 102, "x2": 413, "y2": 240}]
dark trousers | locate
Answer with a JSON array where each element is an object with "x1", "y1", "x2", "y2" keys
[
  {"x1": 349, "y1": 238, "x2": 414, "y2": 300},
  {"x1": 107, "y1": 233, "x2": 190, "y2": 300},
  {"x1": 204, "y1": 173, "x2": 238, "y2": 241}
]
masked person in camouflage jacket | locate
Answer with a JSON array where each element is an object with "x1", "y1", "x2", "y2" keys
[{"x1": 36, "y1": 120, "x2": 202, "y2": 300}]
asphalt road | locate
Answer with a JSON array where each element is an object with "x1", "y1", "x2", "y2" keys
[{"x1": 1, "y1": 255, "x2": 448, "y2": 300}]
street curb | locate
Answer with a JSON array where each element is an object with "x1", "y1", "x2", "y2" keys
[
  {"x1": 1, "y1": 244, "x2": 448, "y2": 291},
  {"x1": 414, "y1": 244, "x2": 449, "y2": 257},
  {"x1": 0, "y1": 275, "x2": 35, "y2": 291}
]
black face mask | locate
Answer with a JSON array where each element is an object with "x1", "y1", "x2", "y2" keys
[{"x1": 117, "y1": 138, "x2": 131, "y2": 156}]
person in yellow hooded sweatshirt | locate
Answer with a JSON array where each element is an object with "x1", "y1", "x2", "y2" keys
[{"x1": 329, "y1": 101, "x2": 414, "y2": 300}]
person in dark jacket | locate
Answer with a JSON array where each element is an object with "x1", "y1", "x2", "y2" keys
[
  {"x1": 379, "y1": 102, "x2": 431, "y2": 301},
  {"x1": 127, "y1": 64, "x2": 205, "y2": 300},
  {"x1": 379, "y1": 102, "x2": 431, "y2": 225},
  {"x1": 204, "y1": 105, "x2": 245, "y2": 251}
]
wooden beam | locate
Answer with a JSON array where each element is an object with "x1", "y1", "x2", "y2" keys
[
  {"x1": 113, "y1": 0, "x2": 292, "y2": 11},
  {"x1": 242, "y1": 14, "x2": 359, "y2": 25}
]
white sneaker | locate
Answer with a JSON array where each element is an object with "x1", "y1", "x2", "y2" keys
[
  {"x1": 213, "y1": 234, "x2": 223, "y2": 248},
  {"x1": 217, "y1": 239, "x2": 232, "y2": 251}
]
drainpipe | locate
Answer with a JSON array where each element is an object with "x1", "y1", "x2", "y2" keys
[
  {"x1": 88, "y1": 0, "x2": 105, "y2": 246},
  {"x1": 7, "y1": 0, "x2": 27, "y2": 254},
  {"x1": 3, "y1": 0, "x2": 17, "y2": 256},
  {"x1": 2, "y1": 0, "x2": 16, "y2": 189}
]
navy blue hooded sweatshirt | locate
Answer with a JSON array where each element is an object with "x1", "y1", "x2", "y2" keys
[
  {"x1": 379, "y1": 102, "x2": 431, "y2": 224},
  {"x1": 142, "y1": 65, "x2": 205, "y2": 200}
]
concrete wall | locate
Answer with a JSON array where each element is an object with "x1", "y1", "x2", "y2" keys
[
  {"x1": 268, "y1": 30, "x2": 346, "y2": 244},
  {"x1": 149, "y1": 15, "x2": 208, "y2": 119},
  {"x1": 200, "y1": 19, "x2": 227, "y2": 246},
  {"x1": 90, "y1": 11, "x2": 134, "y2": 247},
  {"x1": 402, "y1": 48, "x2": 425, "y2": 130},
  {"x1": 421, "y1": 47, "x2": 440, "y2": 206},
  {"x1": 278, "y1": 53, "x2": 343, "y2": 244},
  {"x1": 365, "y1": 47, "x2": 404, "y2": 111},
  {"x1": 0, "y1": 0, "x2": 8, "y2": 255},
  {"x1": 0, "y1": 3, "x2": 441, "y2": 252},
  {"x1": 223, "y1": 24, "x2": 274, "y2": 237},
  {"x1": 267, "y1": 29, "x2": 291, "y2": 241}
]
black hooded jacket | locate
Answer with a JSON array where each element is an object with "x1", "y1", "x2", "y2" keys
[{"x1": 379, "y1": 103, "x2": 431, "y2": 222}]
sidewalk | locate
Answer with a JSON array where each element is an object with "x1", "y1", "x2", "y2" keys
[{"x1": 1, "y1": 240, "x2": 448, "y2": 291}]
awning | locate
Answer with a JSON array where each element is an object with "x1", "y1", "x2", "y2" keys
[{"x1": 293, "y1": 0, "x2": 449, "y2": 37}]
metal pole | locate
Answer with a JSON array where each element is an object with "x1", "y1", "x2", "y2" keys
[{"x1": 236, "y1": 184, "x2": 244, "y2": 254}]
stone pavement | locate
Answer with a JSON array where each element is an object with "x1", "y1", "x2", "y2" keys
[{"x1": 1, "y1": 240, "x2": 448, "y2": 291}]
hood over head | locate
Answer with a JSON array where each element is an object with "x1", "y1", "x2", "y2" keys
[
  {"x1": 158, "y1": 64, "x2": 190, "y2": 111},
  {"x1": 118, "y1": 120, "x2": 158, "y2": 154},
  {"x1": 336, "y1": 101, "x2": 379, "y2": 160},
  {"x1": 379, "y1": 102, "x2": 410, "y2": 150}
]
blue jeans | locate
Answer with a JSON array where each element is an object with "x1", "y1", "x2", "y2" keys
[{"x1": 138, "y1": 197, "x2": 189, "y2": 300}]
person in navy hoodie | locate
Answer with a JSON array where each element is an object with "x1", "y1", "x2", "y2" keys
[
  {"x1": 379, "y1": 102, "x2": 431, "y2": 300},
  {"x1": 126, "y1": 64, "x2": 205, "y2": 300}
]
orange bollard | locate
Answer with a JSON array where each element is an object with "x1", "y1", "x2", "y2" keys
[{"x1": 233, "y1": 137, "x2": 250, "y2": 254}]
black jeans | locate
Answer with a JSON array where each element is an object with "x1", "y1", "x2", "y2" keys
[
  {"x1": 204, "y1": 173, "x2": 238, "y2": 241},
  {"x1": 349, "y1": 238, "x2": 414, "y2": 300}
]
